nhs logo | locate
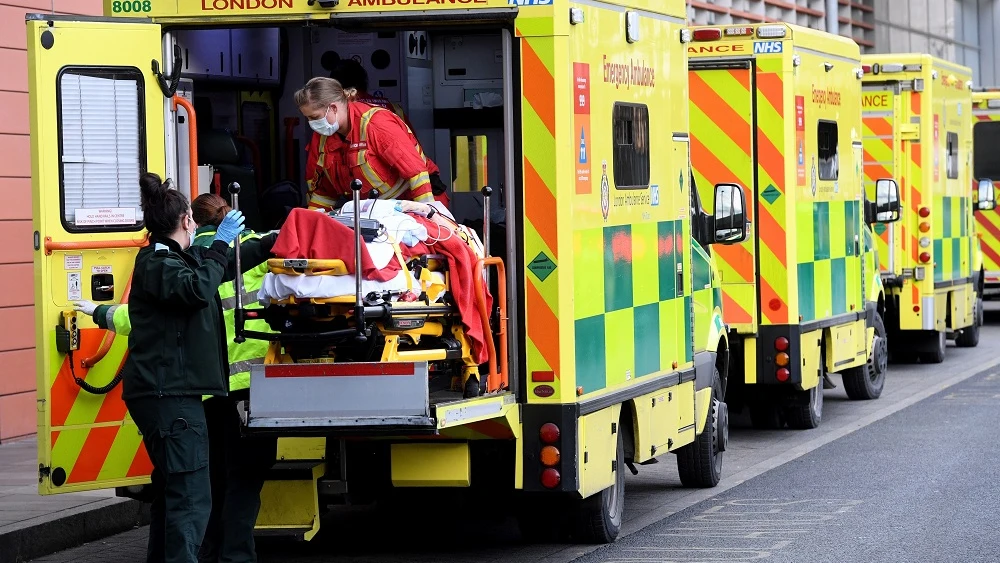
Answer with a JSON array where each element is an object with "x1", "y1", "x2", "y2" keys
[
  {"x1": 754, "y1": 41, "x2": 783, "y2": 54},
  {"x1": 508, "y1": 0, "x2": 553, "y2": 5}
]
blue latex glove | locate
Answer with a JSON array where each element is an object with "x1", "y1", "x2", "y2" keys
[{"x1": 214, "y1": 210, "x2": 245, "y2": 245}]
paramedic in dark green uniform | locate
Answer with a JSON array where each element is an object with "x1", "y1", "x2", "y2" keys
[{"x1": 122, "y1": 173, "x2": 276, "y2": 563}]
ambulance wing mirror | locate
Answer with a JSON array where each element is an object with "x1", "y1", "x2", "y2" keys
[
  {"x1": 870, "y1": 178, "x2": 901, "y2": 224},
  {"x1": 712, "y1": 183, "x2": 749, "y2": 244},
  {"x1": 977, "y1": 179, "x2": 997, "y2": 211}
]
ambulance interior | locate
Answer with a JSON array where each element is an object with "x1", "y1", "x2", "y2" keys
[{"x1": 165, "y1": 22, "x2": 518, "y2": 403}]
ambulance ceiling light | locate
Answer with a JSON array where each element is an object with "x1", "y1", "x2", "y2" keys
[
  {"x1": 932, "y1": 70, "x2": 939, "y2": 79},
  {"x1": 987, "y1": 99, "x2": 1000, "y2": 109},
  {"x1": 569, "y1": 7, "x2": 584, "y2": 25},
  {"x1": 756, "y1": 25, "x2": 787, "y2": 38},
  {"x1": 692, "y1": 28, "x2": 722, "y2": 41},
  {"x1": 725, "y1": 26, "x2": 754, "y2": 37},
  {"x1": 793, "y1": 54, "x2": 801, "y2": 67},
  {"x1": 880, "y1": 63, "x2": 904, "y2": 73},
  {"x1": 680, "y1": 28, "x2": 692, "y2": 44}
]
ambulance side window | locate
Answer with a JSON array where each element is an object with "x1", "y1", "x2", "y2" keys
[
  {"x1": 57, "y1": 68, "x2": 146, "y2": 232},
  {"x1": 612, "y1": 102, "x2": 650, "y2": 189},
  {"x1": 946, "y1": 132, "x2": 959, "y2": 179},
  {"x1": 817, "y1": 120, "x2": 838, "y2": 181}
]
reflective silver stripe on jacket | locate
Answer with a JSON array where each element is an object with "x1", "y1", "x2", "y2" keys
[
  {"x1": 229, "y1": 357, "x2": 265, "y2": 375},
  {"x1": 220, "y1": 290, "x2": 259, "y2": 311},
  {"x1": 105, "y1": 305, "x2": 119, "y2": 333}
]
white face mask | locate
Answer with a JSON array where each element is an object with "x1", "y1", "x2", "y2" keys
[
  {"x1": 308, "y1": 106, "x2": 340, "y2": 137},
  {"x1": 188, "y1": 229, "x2": 196, "y2": 249}
]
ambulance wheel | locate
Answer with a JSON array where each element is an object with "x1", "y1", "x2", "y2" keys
[
  {"x1": 749, "y1": 402, "x2": 783, "y2": 430},
  {"x1": 571, "y1": 428, "x2": 625, "y2": 543},
  {"x1": 784, "y1": 381, "x2": 823, "y2": 430},
  {"x1": 955, "y1": 299, "x2": 982, "y2": 348},
  {"x1": 918, "y1": 330, "x2": 946, "y2": 364},
  {"x1": 842, "y1": 313, "x2": 888, "y2": 400},
  {"x1": 676, "y1": 369, "x2": 726, "y2": 488}
]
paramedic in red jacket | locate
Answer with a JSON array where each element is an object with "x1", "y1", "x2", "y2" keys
[{"x1": 296, "y1": 76, "x2": 437, "y2": 210}]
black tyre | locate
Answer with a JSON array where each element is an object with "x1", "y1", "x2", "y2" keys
[
  {"x1": 955, "y1": 298, "x2": 982, "y2": 348},
  {"x1": 677, "y1": 368, "x2": 727, "y2": 488},
  {"x1": 784, "y1": 381, "x2": 823, "y2": 430},
  {"x1": 843, "y1": 313, "x2": 888, "y2": 400},
  {"x1": 570, "y1": 428, "x2": 625, "y2": 543},
  {"x1": 748, "y1": 402, "x2": 783, "y2": 429},
  {"x1": 918, "y1": 330, "x2": 946, "y2": 364}
]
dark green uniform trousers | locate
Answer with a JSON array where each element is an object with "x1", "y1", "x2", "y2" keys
[
  {"x1": 128, "y1": 396, "x2": 213, "y2": 563},
  {"x1": 199, "y1": 394, "x2": 277, "y2": 563}
]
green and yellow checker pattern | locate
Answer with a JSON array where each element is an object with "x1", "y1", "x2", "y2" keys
[
  {"x1": 933, "y1": 195, "x2": 972, "y2": 283},
  {"x1": 573, "y1": 222, "x2": 693, "y2": 394},
  {"x1": 796, "y1": 201, "x2": 863, "y2": 322}
]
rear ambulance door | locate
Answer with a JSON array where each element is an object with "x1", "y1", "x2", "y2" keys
[
  {"x1": 862, "y1": 84, "x2": 899, "y2": 274},
  {"x1": 972, "y1": 104, "x2": 1000, "y2": 281},
  {"x1": 28, "y1": 16, "x2": 165, "y2": 493},
  {"x1": 688, "y1": 61, "x2": 757, "y2": 332}
]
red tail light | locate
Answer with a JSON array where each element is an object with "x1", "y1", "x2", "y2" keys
[
  {"x1": 692, "y1": 28, "x2": 722, "y2": 41},
  {"x1": 540, "y1": 468, "x2": 561, "y2": 489},
  {"x1": 919, "y1": 207, "x2": 931, "y2": 218},
  {"x1": 919, "y1": 252, "x2": 931, "y2": 263},
  {"x1": 776, "y1": 368, "x2": 790, "y2": 382},
  {"x1": 774, "y1": 337, "x2": 789, "y2": 352},
  {"x1": 540, "y1": 423, "x2": 560, "y2": 444}
]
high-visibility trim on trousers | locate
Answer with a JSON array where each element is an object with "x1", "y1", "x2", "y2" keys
[{"x1": 220, "y1": 290, "x2": 259, "y2": 311}]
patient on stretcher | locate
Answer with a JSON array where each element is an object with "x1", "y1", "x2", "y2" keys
[{"x1": 258, "y1": 201, "x2": 494, "y2": 371}]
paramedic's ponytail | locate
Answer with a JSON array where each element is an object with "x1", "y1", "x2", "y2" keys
[
  {"x1": 139, "y1": 172, "x2": 189, "y2": 237},
  {"x1": 294, "y1": 77, "x2": 350, "y2": 110}
]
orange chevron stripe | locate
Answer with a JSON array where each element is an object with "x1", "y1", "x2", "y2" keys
[
  {"x1": 756, "y1": 72, "x2": 784, "y2": 118},
  {"x1": 863, "y1": 150, "x2": 893, "y2": 181},
  {"x1": 757, "y1": 134, "x2": 785, "y2": 195},
  {"x1": 863, "y1": 116, "x2": 893, "y2": 137},
  {"x1": 67, "y1": 426, "x2": 119, "y2": 484},
  {"x1": 757, "y1": 206, "x2": 787, "y2": 268},
  {"x1": 911, "y1": 142, "x2": 922, "y2": 167},
  {"x1": 760, "y1": 279, "x2": 788, "y2": 324},
  {"x1": 690, "y1": 136, "x2": 754, "y2": 222},
  {"x1": 980, "y1": 237, "x2": 1000, "y2": 269},
  {"x1": 524, "y1": 159, "x2": 558, "y2": 257},
  {"x1": 977, "y1": 212, "x2": 1000, "y2": 243},
  {"x1": 51, "y1": 431, "x2": 60, "y2": 448},
  {"x1": 521, "y1": 41, "x2": 554, "y2": 137},
  {"x1": 127, "y1": 444, "x2": 153, "y2": 478},
  {"x1": 911, "y1": 282, "x2": 920, "y2": 305},
  {"x1": 722, "y1": 292, "x2": 753, "y2": 324},
  {"x1": 690, "y1": 73, "x2": 753, "y2": 157},
  {"x1": 911, "y1": 92, "x2": 922, "y2": 114},
  {"x1": 526, "y1": 282, "x2": 560, "y2": 377}
]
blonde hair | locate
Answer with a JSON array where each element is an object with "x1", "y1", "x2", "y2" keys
[{"x1": 294, "y1": 77, "x2": 359, "y2": 109}]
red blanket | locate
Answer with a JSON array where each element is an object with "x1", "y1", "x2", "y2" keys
[
  {"x1": 271, "y1": 208, "x2": 401, "y2": 282},
  {"x1": 405, "y1": 217, "x2": 494, "y2": 365}
]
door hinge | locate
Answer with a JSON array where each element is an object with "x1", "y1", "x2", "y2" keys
[
  {"x1": 899, "y1": 124, "x2": 919, "y2": 141},
  {"x1": 611, "y1": 422, "x2": 617, "y2": 434},
  {"x1": 38, "y1": 464, "x2": 50, "y2": 483},
  {"x1": 667, "y1": 438, "x2": 674, "y2": 449}
]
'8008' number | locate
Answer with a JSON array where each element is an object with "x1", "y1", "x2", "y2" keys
[{"x1": 112, "y1": 1, "x2": 152, "y2": 12}]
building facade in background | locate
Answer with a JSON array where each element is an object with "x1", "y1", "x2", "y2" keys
[{"x1": 688, "y1": 0, "x2": 1000, "y2": 85}]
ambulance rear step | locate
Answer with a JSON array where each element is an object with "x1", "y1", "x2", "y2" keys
[{"x1": 246, "y1": 361, "x2": 436, "y2": 435}]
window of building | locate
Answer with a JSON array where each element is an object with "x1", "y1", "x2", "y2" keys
[
  {"x1": 947, "y1": 132, "x2": 959, "y2": 179},
  {"x1": 817, "y1": 120, "x2": 838, "y2": 181},
  {"x1": 58, "y1": 68, "x2": 145, "y2": 231},
  {"x1": 612, "y1": 103, "x2": 650, "y2": 189}
]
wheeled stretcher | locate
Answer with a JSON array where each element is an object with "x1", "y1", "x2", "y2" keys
[{"x1": 231, "y1": 181, "x2": 508, "y2": 434}]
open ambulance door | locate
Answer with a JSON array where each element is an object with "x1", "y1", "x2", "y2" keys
[{"x1": 28, "y1": 16, "x2": 168, "y2": 494}]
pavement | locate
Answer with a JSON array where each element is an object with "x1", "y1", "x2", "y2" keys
[
  {"x1": 0, "y1": 438, "x2": 149, "y2": 563},
  {"x1": 9, "y1": 312, "x2": 1000, "y2": 563}
]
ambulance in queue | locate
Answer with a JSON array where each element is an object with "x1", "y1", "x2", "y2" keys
[
  {"x1": 970, "y1": 89, "x2": 1000, "y2": 299},
  {"x1": 686, "y1": 23, "x2": 901, "y2": 430},
  {"x1": 861, "y1": 55, "x2": 994, "y2": 362},
  {"x1": 27, "y1": 0, "x2": 748, "y2": 544}
]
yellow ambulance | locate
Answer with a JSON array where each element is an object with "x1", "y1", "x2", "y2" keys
[
  {"x1": 27, "y1": 0, "x2": 747, "y2": 544},
  {"x1": 687, "y1": 23, "x2": 901, "y2": 430},
  {"x1": 861, "y1": 55, "x2": 993, "y2": 362},
  {"x1": 971, "y1": 90, "x2": 1000, "y2": 299}
]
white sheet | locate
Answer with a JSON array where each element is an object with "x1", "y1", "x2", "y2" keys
[{"x1": 258, "y1": 270, "x2": 446, "y2": 304}]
